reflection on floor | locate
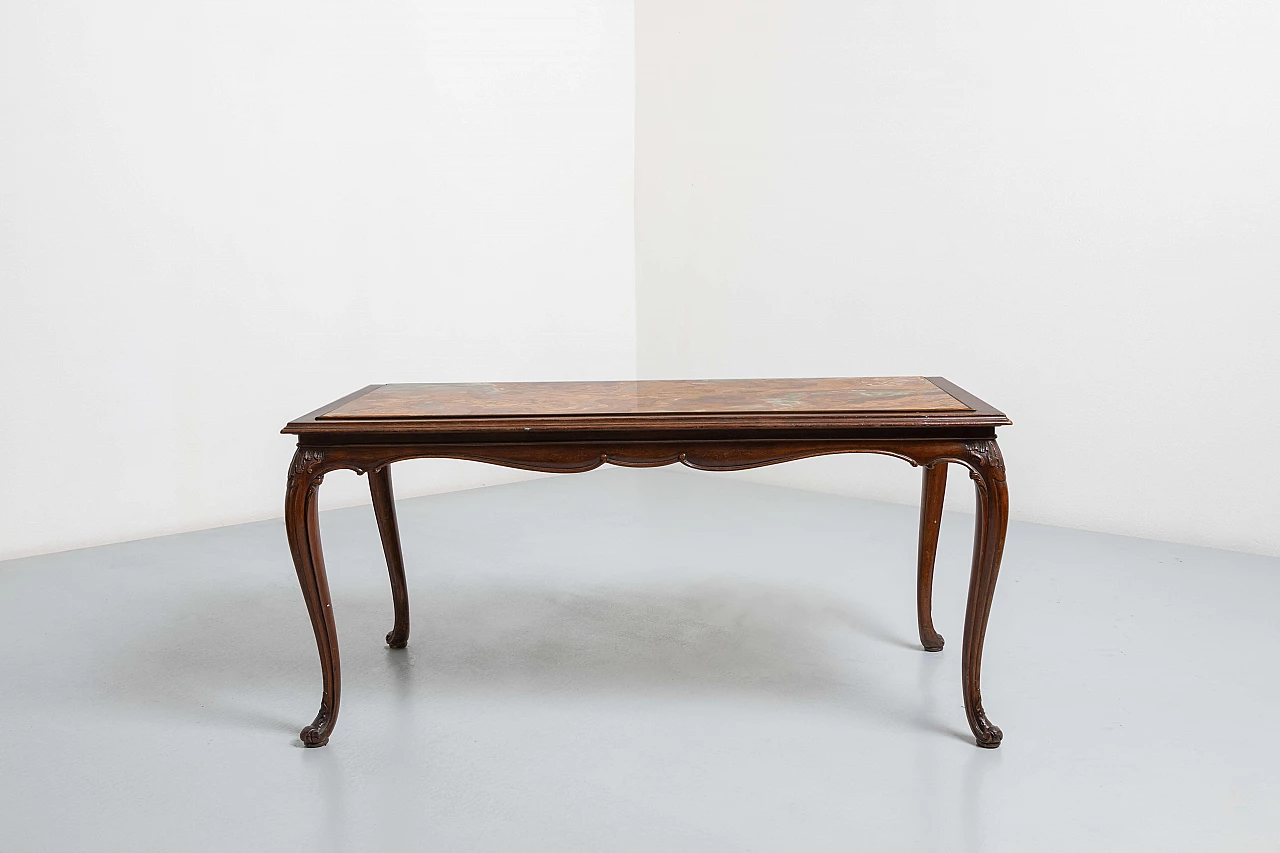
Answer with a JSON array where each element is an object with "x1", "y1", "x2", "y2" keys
[{"x1": 2, "y1": 467, "x2": 1277, "y2": 852}]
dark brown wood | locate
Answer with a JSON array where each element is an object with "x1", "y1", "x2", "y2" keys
[
  {"x1": 962, "y1": 440, "x2": 1009, "y2": 748},
  {"x1": 916, "y1": 463, "x2": 948, "y2": 652},
  {"x1": 280, "y1": 377, "x2": 1012, "y2": 749},
  {"x1": 284, "y1": 448, "x2": 341, "y2": 747},
  {"x1": 368, "y1": 465, "x2": 410, "y2": 649}
]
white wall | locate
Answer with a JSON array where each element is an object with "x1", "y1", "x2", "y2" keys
[
  {"x1": 0, "y1": 0, "x2": 635, "y2": 561},
  {"x1": 7, "y1": 1, "x2": 1277, "y2": 562},
  {"x1": 637, "y1": 1, "x2": 1280, "y2": 555}
]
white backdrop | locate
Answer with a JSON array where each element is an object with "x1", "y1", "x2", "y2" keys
[
  {"x1": 0, "y1": 1, "x2": 635, "y2": 561},
  {"x1": 637, "y1": 0, "x2": 1280, "y2": 556},
  {"x1": 6, "y1": 1, "x2": 1278, "y2": 561}
]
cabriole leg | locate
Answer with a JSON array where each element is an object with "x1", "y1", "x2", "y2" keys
[
  {"x1": 916, "y1": 463, "x2": 948, "y2": 651},
  {"x1": 285, "y1": 449, "x2": 341, "y2": 747},
  {"x1": 961, "y1": 440, "x2": 1009, "y2": 748},
  {"x1": 369, "y1": 465, "x2": 410, "y2": 649}
]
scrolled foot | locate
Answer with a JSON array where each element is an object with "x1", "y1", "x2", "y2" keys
[
  {"x1": 921, "y1": 630, "x2": 945, "y2": 653},
  {"x1": 300, "y1": 725, "x2": 329, "y2": 748},
  {"x1": 972, "y1": 709, "x2": 1003, "y2": 749},
  {"x1": 299, "y1": 705, "x2": 334, "y2": 747},
  {"x1": 386, "y1": 629, "x2": 408, "y2": 649}
]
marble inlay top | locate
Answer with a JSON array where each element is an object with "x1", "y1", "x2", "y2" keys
[{"x1": 318, "y1": 377, "x2": 971, "y2": 420}]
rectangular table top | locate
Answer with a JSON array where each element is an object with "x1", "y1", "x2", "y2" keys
[
  {"x1": 323, "y1": 377, "x2": 967, "y2": 419},
  {"x1": 284, "y1": 377, "x2": 1009, "y2": 438}
]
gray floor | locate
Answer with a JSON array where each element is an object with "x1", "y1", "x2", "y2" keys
[{"x1": 2, "y1": 468, "x2": 1278, "y2": 851}]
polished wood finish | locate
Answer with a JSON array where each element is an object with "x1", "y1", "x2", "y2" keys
[
  {"x1": 963, "y1": 440, "x2": 1009, "y2": 748},
  {"x1": 284, "y1": 376, "x2": 1009, "y2": 438},
  {"x1": 282, "y1": 377, "x2": 1012, "y2": 749},
  {"x1": 916, "y1": 463, "x2": 948, "y2": 652},
  {"x1": 284, "y1": 449, "x2": 340, "y2": 747},
  {"x1": 369, "y1": 466, "x2": 410, "y2": 650}
]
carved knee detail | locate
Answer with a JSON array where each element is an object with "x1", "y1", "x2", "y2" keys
[
  {"x1": 964, "y1": 440, "x2": 1006, "y2": 484},
  {"x1": 288, "y1": 448, "x2": 328, "y2": 494}
]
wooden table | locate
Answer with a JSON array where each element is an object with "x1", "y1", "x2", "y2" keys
[{"x1": 282, "y1": 377, "x2": 1012, "y2": 748}]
